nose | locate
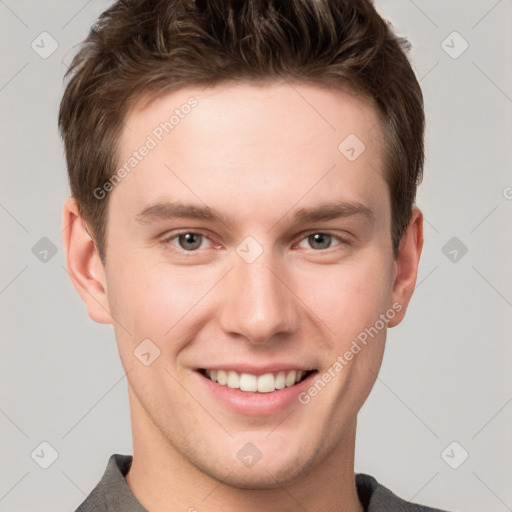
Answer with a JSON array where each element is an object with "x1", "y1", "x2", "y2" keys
[{"x1": 216, "y1": 250, "x2": 300, "y2": 345}]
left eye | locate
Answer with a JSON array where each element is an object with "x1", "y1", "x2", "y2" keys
[
  {"x1": 167, "y1": 232, "x2": 211, "y2": 251},
  {"x1": 297, "y1": 232, "x2": 342, "y2": 251}
]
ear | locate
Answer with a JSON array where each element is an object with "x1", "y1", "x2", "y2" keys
[
  {"x1": 61, "y1": 197, "x2": 113, "y2": 324},
  {"x1": 388, "y1": 208, "x2": 424, "y2": 327}
]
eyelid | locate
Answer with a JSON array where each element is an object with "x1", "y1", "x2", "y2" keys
[
  {"x1": 294, "y1": 230, "x2": 348, "y2": 250},
  {"x1": 161, "y1": 229, "x2": 216, "y2": 252}
]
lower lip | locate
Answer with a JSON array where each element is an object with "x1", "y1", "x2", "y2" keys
[{"x1": 195, "y1": 371, "x2": 317, "y2": 416}]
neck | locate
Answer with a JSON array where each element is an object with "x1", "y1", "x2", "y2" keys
[{"x1": 125, "y1": 388, "x2": 363, "y2": 512}]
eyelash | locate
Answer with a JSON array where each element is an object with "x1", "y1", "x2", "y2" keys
[{"x1": 160, "y1": 230, "x2": 349, "y2": 254}]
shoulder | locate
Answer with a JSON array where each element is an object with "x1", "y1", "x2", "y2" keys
[
  {"x1": 356, "y1": 473, "x2": 451, "y2": 512},
  {"x1": 74, "y1": 454, "x2": 146, "y2": 512}
]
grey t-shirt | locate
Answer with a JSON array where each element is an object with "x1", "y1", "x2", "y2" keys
[{"x1": 75, "y1": 454, "x2": 450, "y2": 512}]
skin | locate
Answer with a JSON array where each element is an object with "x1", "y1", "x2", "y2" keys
[{"x1": 62, "y1": 81, "x2": 423, "y2": 512}]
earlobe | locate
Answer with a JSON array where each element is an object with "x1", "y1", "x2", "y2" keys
[
  {"x1": 388, "y1": 208, "x2": 424, "y2": 327},
  {"x1": 61, "y1": 198, "x2": 113, "y2": 324}
]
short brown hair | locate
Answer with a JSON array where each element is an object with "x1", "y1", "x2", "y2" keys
[{"x1": 59, "y1": 0, "x2": 424, "y2": 262}]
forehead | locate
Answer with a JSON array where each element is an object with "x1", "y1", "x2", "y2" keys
[
  {"x1": 112, "y1": 81, "x2": 388, "y2": 231},
  {"x1": 124, "y1": 81, "x2": 382, "y2": 152}
]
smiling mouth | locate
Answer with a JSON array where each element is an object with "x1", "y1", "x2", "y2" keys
[{"x1": 199, "y1": 369, "x2": 316, "y2": 393}]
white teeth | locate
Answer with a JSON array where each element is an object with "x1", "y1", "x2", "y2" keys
[
  {"x1": 204, "y1": 369, "x2": 308, "y2": 393},
  {"x1": 285, "y1": 370, "x2": 296, "y2": 387},
  {"x1": 217, "y1": 370, "x2": 227, "y2": 385},
  {"x1": 257, "y1": 373, "x2": 275, "y2": 393},
  {"x1": 239, "y1": 373, "x2": 258, "y2": 392},
  {"x1": 227, "y1": 371, "x2": 240, "y2": 388},
  {"x1": 275, "y1": 371, "x2": 286, "y2": 389}
]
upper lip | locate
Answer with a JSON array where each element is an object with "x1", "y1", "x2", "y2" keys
[{"x1": 197, "y1": 364, "x2": 316, "y2": 376}]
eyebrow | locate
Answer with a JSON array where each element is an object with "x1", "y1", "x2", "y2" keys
[
  {"x1": 135, "y1": 200, "x2": 374, "y2": 227},
  {"x1": 291, "y1": 201, "x2": 374, "y2": 224}
]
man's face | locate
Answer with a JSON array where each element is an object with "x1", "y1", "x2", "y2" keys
[{"x1": 102, "y1": 82, "x2": 402, "y2": 486}]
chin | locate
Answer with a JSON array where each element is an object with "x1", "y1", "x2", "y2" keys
[
  {"x1": 206, "y1": 460, "x2": 312, "y2": 490},
  {"x1": 185, "y1": 441, "x2": 322, "y2": 490}
]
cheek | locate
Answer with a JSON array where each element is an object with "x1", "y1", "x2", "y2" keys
[
  {"x1": 294, "y1": 256, "x2": 393, "y2": 345},
  {"x1": 107, "y1": 260, "x2": 214, "y2": 352}
]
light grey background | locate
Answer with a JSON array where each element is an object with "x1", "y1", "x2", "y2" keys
[{"x1": 1, "y1": 1, "x2": 511, "y2": 511}]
